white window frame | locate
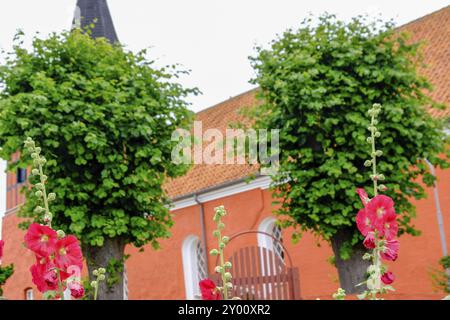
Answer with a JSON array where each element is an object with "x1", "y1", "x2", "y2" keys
[
  {"x1": 182, "y1": 235, "x2": 206, "y2": 300},
  {"x1": 25, "y1": 288, "x2": 34, "y2": 300}
]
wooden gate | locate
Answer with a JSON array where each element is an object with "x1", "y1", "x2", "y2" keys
[{"x1": 212, "y1": 231, "x2": 301, "y2": 300}]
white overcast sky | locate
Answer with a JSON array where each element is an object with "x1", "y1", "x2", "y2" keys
[{"x1": 0, "y1": 0, "x2": 449, "y2": 233}]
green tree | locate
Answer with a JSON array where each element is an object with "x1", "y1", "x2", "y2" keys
[
  {"x1": 248, "y1": 14, "x2": 448, "y2": 293},
  {"x1": 0, "y1": 30, "x2": 196, "y2": 299}
]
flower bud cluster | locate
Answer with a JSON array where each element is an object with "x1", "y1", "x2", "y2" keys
[{"x1": 208, "y1": 205, "x2": 236, "y2": 300}]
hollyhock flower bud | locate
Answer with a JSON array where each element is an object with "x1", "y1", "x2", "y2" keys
[
  {"x1": 34, "y1": 206, "x2": 44, "y2": 213},
  {"x1": 374, "y1": 131, "x2": 381, "y2": 137},
  {"x1": 364, "y1": 160, "x2": 372, "y2": 167},
  {"x1": 56, "y1": 230, "x2": 65, "y2": 239},
  {"x1": 93, "y1": 270, "x2": 99, "y2": 276},
  {"x1": 224, "y1": 272, "x2": 232, "y2": 280},
  {"x1": 222, "y1": 236, "x2": 230, "y2": 244},
  {"x1": 224, "y1": 262, "x2": 232, "y2": 269},
  {"x1": 98, "y1": 274, "x2": 105, "y2": 281},
  {"x1": 363, "y1": 232, "x2": 376, "y2": 249},
  {"x1": 48, "y1": 193, "x2": 56, "y2": 201},
  {"x1": 212, "y1": 230, "x2": 220, "y2": 238},
  {"x1": 31, "y1": 153, "x2": 38, "y2": 159},
  {"x1": 366, "y1": 137, "x2": 373, "y2": 143},
  {"x1": 210, "y1": 249, "x2": 219, "y2": 256},
  {"x1": 35, "y1": 190, "x2": 43, "y2": 198},
  {"x1": 32, "y1": 169, "x2": 39, "y2": 175},
  {"x1": 68, "y1": 281, "x2": 85, "y2": 299},
  {"x1": 98, "y1": 268, "x2": 106, "y2": 274},
  {"x1": 215, "y1": 266, "x2": 223, "y2": 273},
  {"x1": 90, "y1": 280, "x2": 98, "y2": 288},
  {"x1": 381, "y1": 272, "x2": 395, "y2": 285},
  {"x1": 375, "y1": 150, "x2": 383, "y2": 157}
]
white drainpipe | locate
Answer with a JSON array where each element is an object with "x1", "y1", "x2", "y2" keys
[{"x1": 424, "y1": 158, "x2": 449, "y2": 289}]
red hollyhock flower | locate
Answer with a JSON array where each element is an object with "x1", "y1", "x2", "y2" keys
[
  {"x1": 24, "y1": 223, "x2": 57, "y2": 257},
  {"x1": 363, "y1": 232, "x2": 376, "y2": 249},
  {"x1": 381, "y1": 239, "x2": 399, "y2": 261},
  {"x1": 68, "y1": 281, "x2": 85, "y2": 299},
  {"x1": 365, "y1": 195, "x2": 397, "y2": 238},
  {"x1": 356, "y1": 188, "x2": 370, "y2": 207},
  {"x1": 356, "y1": 208, "x2": 374, "y2": 237},
  {"x1": 31, "y1": 258, "x2": 71, "y2": 293},
  {"x1": 199, "y1": 279, "x2": 221, "y2": 300},
  {"x1": 54, "y1": 235, "x2": 83, "y2": 270},
  {"x1": 0, "y1": 239, "x2": 4, "y2": 259},
  {"x1": 381, "y1": 272, "x2": 395, "y2": 285}
]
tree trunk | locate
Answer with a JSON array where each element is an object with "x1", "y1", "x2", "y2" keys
[
  {"x1": 84, "y1": 238, "x2": 125, "y2": 300},
  {"x1": 330, "y1": 228, "x2": 370, "y2": 294}
]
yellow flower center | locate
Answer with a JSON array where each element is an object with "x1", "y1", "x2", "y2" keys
[
  {"x1": 41, "y1": 235, "x2": 49, "y2": 242},
  {"x1": 377, "y1": 207, "x2": 385, "y2": 218},
  {"x1": 59, "y1": 248, "x2": 67, "y2": 256}
]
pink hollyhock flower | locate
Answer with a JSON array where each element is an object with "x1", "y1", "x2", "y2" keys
[
  {"x1": 31, "y1": 259, "x2": 71, "y2": 293},
  {"x1": 54, "y1": 235, "x2": 83, "y2": 270},
  {"x1": 356, "y1": 208, "x2": 374, "y2": 236},
  {"x1": 365, "y1": 195, "x2": 397, "y2": 237},
  {"x1": 24, "y1": 223, "x2": 57, "y2": 257},
  {"x1": 381, "y1": 239, "x2": 399, "y2": 261},
  {"x1": 382, "y1": 213, "x2": 398, "y2": 240},
  {"x1": 363, "y1": 232, "x2": 376, "y2": 249},
  {"x1": 30, "y1": 261, "x2": 57, "y2": 292},
  {"x1": 68, "y1": 281, "x2": 85, "y2": 299},
  {"x1": 199, "y1": 279, "x2": 221, "y2": 300},
  {"x1": 356, "y1": 188, "x2": 370, "y2": 207},
  {"x1": 381, "y1": 272, "x2": 395, "y2": 285},
  {"x1": 0, "y1": 239, "x2": 4, "y2": 259}
]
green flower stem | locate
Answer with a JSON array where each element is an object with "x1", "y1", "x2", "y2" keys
[
  {"x1": 93, "y1": 283, "x2": 99, "y2": 301},
  {"x1": 370, "y1": 112, "x2": 378, "y2": 197},
  {"x1": 38, "y1": 163, "x2": 51, "y2": 227},
  {"x1": 217, "y1": 228, "x2": 228, "y2": 300},
  {"x1": 56, "y1": 268, "x2": 65, "y2": 300}
]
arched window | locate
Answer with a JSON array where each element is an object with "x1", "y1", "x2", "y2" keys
[
  {"x1": 182, "y1": 235, "x2": 208, "y2": 300},
  {"x1": 257, "y1": 217, "x2": 285, "y2": 263},
  {"x1": 25, "y1": 288, "x2": 34, "y2": 300}
]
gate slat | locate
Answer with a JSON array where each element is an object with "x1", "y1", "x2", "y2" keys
[{"x1": 250, "y1": 246, "x2": 260, "y2": 299}]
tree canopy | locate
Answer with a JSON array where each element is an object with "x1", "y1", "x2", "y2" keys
[
  {"x1": 0, "y1": 30, "x2": 197, "y2": 250},
  {"x1": 248, "y1": 14, "x2": 448, "y2": 257}
]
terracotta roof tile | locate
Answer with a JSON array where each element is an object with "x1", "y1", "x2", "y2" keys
[{"x1": 165, "y1": 6, "x2": 450, "y2": 199}]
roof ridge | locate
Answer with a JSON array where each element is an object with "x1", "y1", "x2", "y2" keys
[
  {"x1": 195, "y1": 87, "x2": 259, "y2": 115},
  {"x1": 396, "y1": 4, "x2": 450, "y2": 30}
]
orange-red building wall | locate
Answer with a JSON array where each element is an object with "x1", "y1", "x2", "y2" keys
[{"x1": 3, "y1": 167, "x2": 448, "y2": 300}]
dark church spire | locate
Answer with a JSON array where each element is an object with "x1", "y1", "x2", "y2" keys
[{"x1": 73, "y1": 0, "x2": 119, "y2": 43}]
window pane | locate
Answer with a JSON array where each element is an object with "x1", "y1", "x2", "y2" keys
[{"x1": 17, "y1": 168, "x2": 27, "y2": 183}]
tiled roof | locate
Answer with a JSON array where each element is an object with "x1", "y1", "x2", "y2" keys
[
  {"x1": 164, "y1": 89, "x2": 260, "y2": 199},
  {"x1": 398, "y1": 5, "x2": 450, "y2": 118},
  {"x1": 74, "y1": 0, "x2": 119, "y2": 43},
  {"x1": 164, "y1": 6, "x2": 450, "y2": 199}
]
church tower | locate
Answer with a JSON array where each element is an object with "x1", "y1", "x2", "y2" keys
[{"x1": 73, "y1": 0, "x2": 119, "y2": 43}]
